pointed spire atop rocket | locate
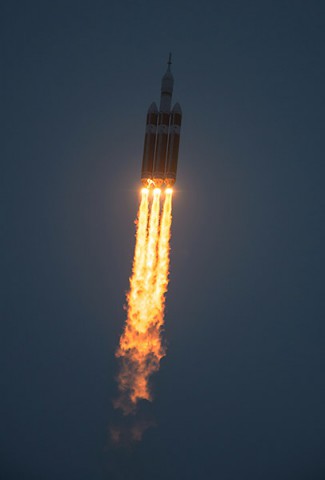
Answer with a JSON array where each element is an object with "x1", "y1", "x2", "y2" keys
[{"x1": 167, "y1": 52, "x2": 172, "y2": 71}]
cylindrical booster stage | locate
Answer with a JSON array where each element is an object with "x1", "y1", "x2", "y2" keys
[
  {"x1": 165, "y1": 102, "x2": 182, "y2": 187},
  {"x1": 141, "y1": 102, "x2": 158, "y2": 186}
]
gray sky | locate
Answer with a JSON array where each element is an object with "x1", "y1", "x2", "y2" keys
[{"x1": 2, "y1": 1, "x2": 325, "y2": 478}]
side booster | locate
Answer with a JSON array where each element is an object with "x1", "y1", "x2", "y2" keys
[{"x1": 141, "y1": 54, "x2": 182, "y2": 188}]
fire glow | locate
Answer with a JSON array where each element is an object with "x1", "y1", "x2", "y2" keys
[{"x1": 115, "y1": 188, "x2": 173, "y2": 414}]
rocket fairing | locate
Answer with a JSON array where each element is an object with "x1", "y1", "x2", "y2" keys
[{"x1": 141, "y1": 54, "x2": 182, "y2": 188}]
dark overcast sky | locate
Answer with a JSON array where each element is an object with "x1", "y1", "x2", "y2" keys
[{"x1": 2, "y1": 1, "x2": 325, "y2": 479}]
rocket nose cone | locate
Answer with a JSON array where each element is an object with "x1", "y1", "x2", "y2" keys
[
  {"x1": 172, "y1": 102, "x2": 182, "y2": 114},
  {"x1": 162, "y1": 70, "x2": 174, "y2": 80},
  {"x1": 148, "y1": 102, "x2": 158, "y2": 113},
  {"x1": 161, "y1": 73, "x2": 174, "y2": 95}
]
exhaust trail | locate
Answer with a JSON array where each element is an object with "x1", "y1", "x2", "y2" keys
[
  {"x1": 115, "y1": 189, "x2": 149, "y2": 413},
  {"x1": 115, "y1": 189, "x2": 173, "y2": 415},
  {"x1": 128, "y1": 188, "x2": 149, "y2": 307},
  {"x1": 155, "y1": 188, "x2": 172, "y2": 309}
]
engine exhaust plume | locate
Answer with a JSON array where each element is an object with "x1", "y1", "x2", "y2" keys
[{"x1": 115, "y1": 188, "x2": 173, "y2": 415}]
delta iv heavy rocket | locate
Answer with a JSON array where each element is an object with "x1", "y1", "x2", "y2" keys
[{"x1": 141, "y1": 54, "x2": 182, "y2": 188}]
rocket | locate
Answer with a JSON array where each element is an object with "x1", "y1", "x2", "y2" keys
[{"x1": 141, "y1": 54, "x2": 182, "y2": 188}]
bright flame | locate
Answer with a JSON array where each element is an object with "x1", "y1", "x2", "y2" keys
[
  {"x1": 154, "y1": 188, "x2": 172, "y2": 324},
  {"x1": 115, "y1": 188, "x2": 173, "y2": 414}
]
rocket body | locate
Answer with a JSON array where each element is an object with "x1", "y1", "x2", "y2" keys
[
  {"x1": 153, "y1": 112, "x2": 170, "y2": 186},
  {"x1": 141, "y1": 55, "x2": 182, "y2": 187},
  {"x1": 165, "y1": 103, "x2": 182, "y2": 187},
  {"x1": 141, "y1": 103, "x2": 158, "y2": 184}
]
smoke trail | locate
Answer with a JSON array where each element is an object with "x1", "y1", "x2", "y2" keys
[{"x1": 115, "y1": 189, "x2": 173, "y2": 415}]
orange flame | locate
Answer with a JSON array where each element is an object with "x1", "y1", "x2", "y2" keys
[{"x1": 115, "y1": 188, "x2": 173, "y2": 414}]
